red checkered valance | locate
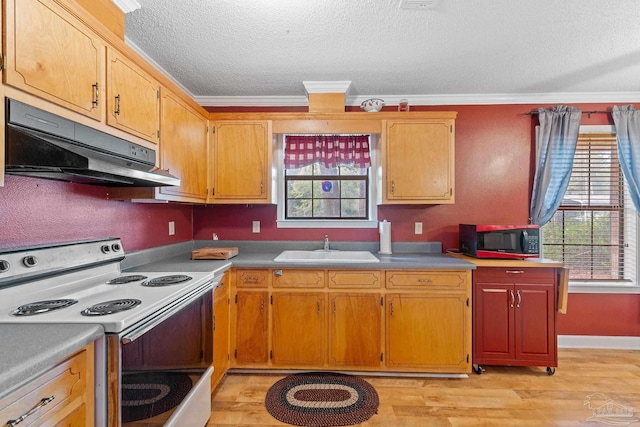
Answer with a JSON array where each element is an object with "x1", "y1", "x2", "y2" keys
[{"x1": 284, "y1": 135, "x2": 371, "y2": 169}]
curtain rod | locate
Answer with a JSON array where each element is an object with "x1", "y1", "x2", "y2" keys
[{"x1": 523, "y1": 110, "x2": 610, "y2": 118}]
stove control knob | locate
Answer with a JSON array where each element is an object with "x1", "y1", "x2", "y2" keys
[
  {"x1": 22, "y1": 255, "x2": 38, "y2": 268},
  {"x1": 101, "y1": 245, "x2": 111, "y2": 254},
  {"x1": 111, "y1": 243, "x2": 121, "y2": 252},
  {"x1": 0, "y1": 260, "x2": 10, "y2": 273}
]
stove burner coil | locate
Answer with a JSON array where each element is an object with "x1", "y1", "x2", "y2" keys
[
  {"x1": 106, "y1": 275, "x2": 148, "y2": 285},
  {"x1": 81, "y1": 299, "x2": 142, "y2": 316},
  {"x1": 12, "y1": 299, "x2": 79, "y2": 316},
  {"x1": 141, "y1": 274, "x2": 192, "y2": 287}
]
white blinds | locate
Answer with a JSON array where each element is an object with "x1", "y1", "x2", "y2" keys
[{"x1": 543, "y1": 134, "x2": 636, "y2": 282}]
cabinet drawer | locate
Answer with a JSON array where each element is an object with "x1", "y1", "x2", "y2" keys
[
  {"x1": 328, "y1": 270, "x2": 382, "y2": 289},
  {"x1": 475, "y1": 267, "x2": 555, "y2": 283},
  {"x1": 273, "y1": 269, "x2": 325, "y2": 288},
  {"x1": 386, "y1": 270, "x2": 469, "y2": 290},
  {"x1": 0, "y1": 347, "x2": 89, "y2": 426},
  {"x1": 235, "y1": 269, "x2": 270, "y2": 288}
]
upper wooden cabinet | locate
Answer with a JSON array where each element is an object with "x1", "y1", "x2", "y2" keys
[
  {"x1": 158, "y1": 89, "x2": 208, "y2": 201},
  {"x1": 382, "y1": 119, "x2": 455, "y2": 204},
  {"x1": 106, "y1": 48, "x2": 160, "y2": 143},
  {"x1": 5, "y1": 0, "x2": 104, "y2": 120},
  {"x1": 209, "y1": 121, "x2": 273, "y2": 204}
]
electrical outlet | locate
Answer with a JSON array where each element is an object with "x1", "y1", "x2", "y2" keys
[
  {"x1": 415, "y1": 222, "x2": 423, "y2": 234},
  {"x1": 168, "y1": 221, "x2": 175, "y2": 236},
  {"x1": 252, "y1": 221, "x2": 260, "y2": 233}
]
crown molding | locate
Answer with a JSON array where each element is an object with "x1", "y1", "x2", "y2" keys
[
  {"x1": 112, "y1": 0, "x2": 141, "y2": 13},
  {"x1": 124, "y1": 36, "x2": 196, "y2": 99},
  {"x1": 195, "y1": 92, "x2": 640, "y2": 107}
]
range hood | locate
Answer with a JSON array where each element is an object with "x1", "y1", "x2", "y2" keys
[{"x1": 4, "y1": 98, "x2": 180, "y2": 187}]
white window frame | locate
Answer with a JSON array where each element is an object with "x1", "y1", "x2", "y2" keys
[
  {"x1": 540, "y1": 125, "x2": 640, "y2": 294},
  {"x1": 275, "y1": 134, "x2": 379, "y2": 229}
]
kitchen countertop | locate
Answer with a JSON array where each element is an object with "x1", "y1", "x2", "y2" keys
[
  {"x1": 124, "y1": 250, "x2": 477, "y2": 273},
  {"x1": 447, "y1": 252, "x2": 564, "y2": 268},
  {"x1": 0, "y1": 324, "x2": 104, "y2": 399}
]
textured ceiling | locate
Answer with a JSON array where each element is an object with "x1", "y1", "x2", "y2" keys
[{"x1": 123, "y1": 0, "x2": 640, "y2": 106}]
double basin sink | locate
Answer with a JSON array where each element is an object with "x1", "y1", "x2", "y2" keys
[{"x1": 273, "y1": 250, "x2": 380, "y2": 263}]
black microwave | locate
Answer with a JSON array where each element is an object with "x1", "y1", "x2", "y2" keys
[{"x1": 459, "y1": 224, "x2": 540, "y2": 259}]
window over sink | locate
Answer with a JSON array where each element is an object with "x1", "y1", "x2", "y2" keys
[{"x1": 276, "y1": 134, "x2": 380, "y2": 229}]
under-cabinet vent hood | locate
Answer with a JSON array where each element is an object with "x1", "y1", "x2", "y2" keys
[{"x1": 4, "y1": 98, "x2": 180, "y2": 187}]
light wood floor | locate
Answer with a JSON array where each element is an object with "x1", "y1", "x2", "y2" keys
[{"x1": 207, "y1": 349, "x2": 640, "y2": 427}]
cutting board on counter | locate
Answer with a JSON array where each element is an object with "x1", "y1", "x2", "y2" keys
[{"x1": 191, "y1": 247, "x2": 239, "y2": 260}]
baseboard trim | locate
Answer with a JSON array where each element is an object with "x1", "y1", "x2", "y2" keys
[{"x1": 558, "y1": 335, "x2": 640, "y2": 350}]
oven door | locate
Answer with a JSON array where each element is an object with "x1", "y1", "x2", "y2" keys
[{"x1": 107, "y1": 280, "x2": 214, "y2": 427}]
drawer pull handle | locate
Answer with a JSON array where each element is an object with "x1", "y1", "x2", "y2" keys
[
  {"x1": 7, "y1": 395, "x2": 55, "y2": 427},
  {"x1": 505, "y1": 270, "x2": 525, "y2": 274},
  {"x1": 244, "y1": 277, "x2": 259, "y2": 282},
  {"x1": 418, "y1": 279, "x2": 433, "y2": 283},
  {"x1": 516, "y1": 290, "x2": 522, "y2": 308},
  {"x1": 509, "y1": 290, "x2": 515, "y2": 307}
]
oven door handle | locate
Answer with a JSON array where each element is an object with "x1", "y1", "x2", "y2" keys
[{"x1": 121, "y1": 279, "x2": 216, "y2": 344}]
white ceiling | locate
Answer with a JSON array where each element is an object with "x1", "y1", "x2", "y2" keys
[{"x1": 123, "y1": 0, "x2": 640, "y2": 107}]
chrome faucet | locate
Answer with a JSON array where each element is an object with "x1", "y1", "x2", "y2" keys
[{"x1": 324, "y1": 235, "x2": 330, "y2": 251}]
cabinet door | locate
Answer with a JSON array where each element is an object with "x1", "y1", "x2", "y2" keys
[
  {"x1": 210, "y1": 121, "x2": 272, "y2": 203},
  {"x1": 329, "y1": 293, "x2": 381, "y2": 367},
  {"x1": 234, "y1": 291, "x2": 269, "y2": 365},
  {"x1": 211, "y1": 272, "x2": 230, "y2": 391},
  {"x1": 473, "y1": 283, "x2": 515, "y2": 361},
  {"x1": 106, "y1": 48, "x2": 160, "y2": 143},
  {"x1": 383, "y1": 120, "x2": 454, "y2": 204},
  {"x1": 386, "y1": 293, "x2": 470, "y2": 372},
  {"x1": 271, "y1": 292, "x2": 325, "y2": 366},
  {"x1": 6, "y1": 0, "x2": 103, "y2": 120},
  {"x1": 515, "y1": 284, "x2": 556, "y2": 362},
  {"x1": 159, "y1": 90, "x2": 208, "y2": 201}
]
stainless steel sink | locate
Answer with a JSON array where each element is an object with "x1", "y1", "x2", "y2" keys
[{"x1": 273, "y1": 250, "x2": 380, "y2": 263}]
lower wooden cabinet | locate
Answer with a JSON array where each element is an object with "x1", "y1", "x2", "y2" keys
[
  {"x1": 0, "y1": 343, "x2": 95, "y2": 427},
  {"x1": 211, "y1": 271, "x2": 230, "y2": 392},
  {"x1": 272, "y1": 292, "x2": 326, "y2": 366},
  {"x1": 385, "y1": 293, "x2": 471, "y2": 372},
  {"x1": 233, "y1": 290, "x2": 269, "y2": 365},
  {"x1": 329, "y1": 293, "x2": 382, "y2": 367},
  {"x1": 231, "y1": 267, "x2": 471, "y2": 374},
  {"x1": 473, "y1": 267, "x2": 557, "y2": 372}
]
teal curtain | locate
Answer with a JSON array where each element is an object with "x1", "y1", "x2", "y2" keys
[
  {"x1": 530, "y1": 106, "x2": 582, "y2": 225},
  {"x1": 612, "y1": 105, "x2": 640, "y2": 212}
]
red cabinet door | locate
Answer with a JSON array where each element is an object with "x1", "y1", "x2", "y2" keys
[
  {"x1": 474, "y1": 283, "x2": 515, "y2": 361},
  {"x1": 514, "y1": 284, "x2": 556, "y2": 362}
]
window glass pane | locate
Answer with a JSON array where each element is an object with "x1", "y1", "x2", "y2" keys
[
  {"x1": 314, "y1": 164, "x2": 338, "y2": 175},
  {"x1": 340, "y1": 165, "x2": 367, "y2": 176},
  {"x1": 287, "y1": 180, "x2": 312, "y2": 198},
  {"x1": 287, "y1": 199, "x2": 312, "y2": 217},
  {"x1": 341, "y1": 199, "x2": 367, "y2": 217},
  {"x1": 313, "y1": 199, "x2": 340, "y2": 217},
  {"x1": 341, "y1": 180, "x2": 367, "y2": 198},
  {"x1": 313, "y1": 180, "x2": 340, "y2": 199}
]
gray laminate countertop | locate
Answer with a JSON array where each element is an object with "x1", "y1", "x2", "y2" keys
[
  {"x1": 123, "y1": 249, "x2": 476, "y2": 273},
  {"x1": 0, "y1": 324, "x2": 104, "y2": 399}
]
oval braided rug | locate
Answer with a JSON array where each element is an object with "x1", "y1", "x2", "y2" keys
[{"x1": 265, "y1": 372, "x2": 379, "y2": 426}]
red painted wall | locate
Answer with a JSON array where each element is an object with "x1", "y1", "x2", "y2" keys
[{"x1": 0, "y1": 176, "x2": 193, "y2": 251}]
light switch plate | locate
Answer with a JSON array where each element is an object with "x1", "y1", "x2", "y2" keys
[
  {"x1": 169, "y1": 221, "x2": 175, "y2": 236},
  {"x1": 252, "y1": 221, "x2": 260, "y2": 233},
  {"x1": 415, "y1": 222, "x2": 423, "y2": 234}
]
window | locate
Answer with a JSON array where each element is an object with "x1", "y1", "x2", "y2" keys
[
  {"x1": 542, "y1": 129, "x2": 637, "y2": 288},
  {"x1": 285, "y1": 163, "x2": 368, "y2": 219},
  {"x1": 276, "y1": 134, "x2": 379, "y2": 228}
]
